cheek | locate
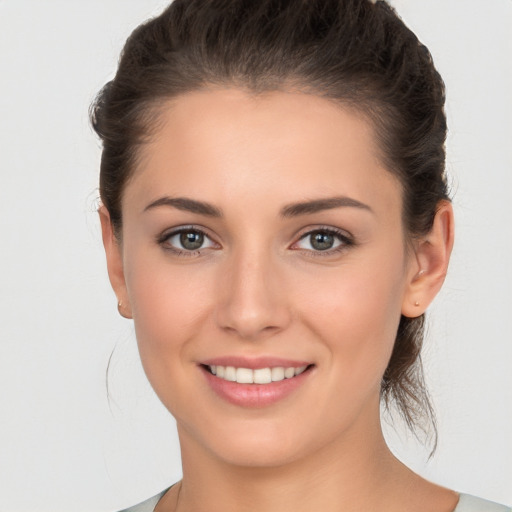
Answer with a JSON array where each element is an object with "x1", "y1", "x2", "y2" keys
[
  {"x1": 299, "y1": 256, "x2": 406, "y2": 389},
  {"x1": 126, "y1": 258, "x2": 223, "y2": 423},
  {"x1": 125, "y1": 249, "x2": 216, "y2": 374}
]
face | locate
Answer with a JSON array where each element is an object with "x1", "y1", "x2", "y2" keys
[{"x1": 109, "y1": 88, "x2": 421, "y2": 467}]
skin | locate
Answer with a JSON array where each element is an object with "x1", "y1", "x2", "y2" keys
[{"x1": 101, "y1": 89, "x2": 456, "y2": 512}]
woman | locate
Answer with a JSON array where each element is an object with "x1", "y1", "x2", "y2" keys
[{"x1": 91, "y1": 0, "x2": 510, "y2": 511}]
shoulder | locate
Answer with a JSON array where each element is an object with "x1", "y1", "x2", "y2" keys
[
  {"x1": 455, "y1": 494, "x2": 511, "y2": 512},
  {"x1": 115, "y1": 489, "x2": 512, "y2": 512},
  {"x1": 117, "y1": 488, "x2": 169, "y2": 512}
]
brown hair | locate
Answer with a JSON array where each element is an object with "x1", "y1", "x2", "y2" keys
[{"x1": 91, "y1": 0, "x2": 448, "y2": 446}]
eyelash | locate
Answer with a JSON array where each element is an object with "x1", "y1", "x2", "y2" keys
[
  {"x1": 157, "y1": 226, "x2": 355, "y2": 258},
  {"x1": 293, "y1": 227, "x2": 354, "y2": 257},
  {"x1": 157, "y1": 225, "x2": 215, "y2": 257}
]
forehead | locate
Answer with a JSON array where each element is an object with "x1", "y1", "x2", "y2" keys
[{"x1": 125, "y1": 88, "x2": 401, "y2": 217}]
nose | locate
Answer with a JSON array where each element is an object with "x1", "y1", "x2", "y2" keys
[{"x1": 215, "y1": 248, "x2": 291, "y2": 341}]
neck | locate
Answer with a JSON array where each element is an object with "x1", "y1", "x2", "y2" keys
[{"x1": 172, "y1": 412, "x2": 409, "y2": 512}]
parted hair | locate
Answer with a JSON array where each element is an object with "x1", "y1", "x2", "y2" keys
[{"x1": 91, "y1": 0, "x2": 448, "y2": 447}]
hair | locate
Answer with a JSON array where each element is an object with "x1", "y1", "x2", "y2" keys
[{"x1": 91, "y1": 0, "x2": 448, "y2": 447}]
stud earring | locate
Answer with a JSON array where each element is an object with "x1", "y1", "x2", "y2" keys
[
  {"x1": 117, "y1": 300, "x2": 131, "y2": 319},
  {"x1": 414, "y1": 301, "x2": 420, "y2": 307}
]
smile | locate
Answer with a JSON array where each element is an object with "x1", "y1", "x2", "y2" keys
[
  {"x1": 207, "y1": 365, "x2": 308, "y2": 384},
  {"x1": 200, "y1": 359, "x2": 314, "y2": 407}
]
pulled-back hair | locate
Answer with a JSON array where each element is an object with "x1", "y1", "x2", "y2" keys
[{"x1": 91, "y1": 0, "x2": 448, "y2": 446}]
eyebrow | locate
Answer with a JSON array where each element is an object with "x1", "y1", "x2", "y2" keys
[
  {"x1": 143, "y1": 195, "x2": 372, "y2": 218},
  {"x1": 143, "y1": 196, "x2": 223, "y2": 217},
  {"x1": 280, "y1": 196, "x2": 373, "y2": 217}
]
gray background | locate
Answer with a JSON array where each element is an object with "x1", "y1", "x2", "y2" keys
[{"x1": 0, "y1": 1, "x2": 511, "y2": 511}]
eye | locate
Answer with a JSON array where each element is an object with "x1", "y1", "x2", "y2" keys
[
  {"x1": 159, "y1": 227, "x2": 217, "y2": 254},
  {"x1": 293, "y1": 228, "x2": 352, "y2": 253}
]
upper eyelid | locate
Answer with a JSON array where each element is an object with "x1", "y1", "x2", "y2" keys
[
  {"x1": 157, "y1": 224, "x2": 353, "y2": 249},
  {"x1": 294, "y1": 225, "x2": 353, "y2": 242},
  {"x1": 290, "y1": 226, "x2": 354, "y2": 252},
  {"x1": 158, "y1": 225, "x2": 216, "y2": 242},
  {"x1": 158, "y1": 227, "x2": 219, "y2": 255}
]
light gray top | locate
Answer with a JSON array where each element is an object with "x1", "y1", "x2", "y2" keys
[
  {"x1": 118, "y1": 490, "x2": 511, "y2": 512},
  {"x1": 118, "y1": 489, "x2": 167, "y2": 512},
  {"x1": 455, "y1": 494, "x2": 511, "y2": 512}
]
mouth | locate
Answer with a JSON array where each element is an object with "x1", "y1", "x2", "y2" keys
[
  {"x1": 199, "y1": 360, "x2": 315, "y2": 407},
  {"x1": 202, "y1": 364, "x2": 311, "y2": 384}
]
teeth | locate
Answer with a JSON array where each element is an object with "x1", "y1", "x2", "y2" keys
[
  {"x1": 225, "y1": 366, "x2": 236, "y2": 382},
  {"x1": 207, "y1": 365, "x2": 309, "y2": 384},
  {"x1": 284, "y1": 367, "x2": 294, "y2": 379},
  {"x1": 294, "y1": 365, "x2": 307, "y2": 376},
  {"x1": 236, "y1": 367, "x2": 253, "y2": 384},
  {"x1": 271, "y1": 367, "x2": 285, "y2": 381},
  {"x1": 254, "y1": 368, "x2": 272, "y2": 384}
]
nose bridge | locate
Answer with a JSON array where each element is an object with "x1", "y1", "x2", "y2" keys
[{"x1": 216, "y1": 242, "x2": 290, "y2": 339}]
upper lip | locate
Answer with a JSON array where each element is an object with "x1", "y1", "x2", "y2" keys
[{"x1": 200, "y1": 356, "x2": 313, "y2": 369}]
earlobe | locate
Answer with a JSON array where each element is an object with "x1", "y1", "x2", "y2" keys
[
  {"x1": 99, "y1": 206, "x2": 133, "y2": 319},
  {"x1": 402, "y1": 200, "x2": 454, "y2": 318}
]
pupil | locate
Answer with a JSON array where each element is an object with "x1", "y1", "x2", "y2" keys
[
  {"x1": 311, "y1": 232, "x2": 334, "y2": 251},
  {"x1": 180, "y1": 231, "x2": 204, "y2": 250}
]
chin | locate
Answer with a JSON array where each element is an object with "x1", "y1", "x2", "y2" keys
[
  {"x1": 211, "y1": 433, "x2": 307, "y2": 468},
  {"x1": 178, "y1": 414, "x2": 314, "y2": 468}
]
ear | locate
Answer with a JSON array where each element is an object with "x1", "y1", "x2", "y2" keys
[
  {"x1": 99, "y1": 206, "x2": 132, "y2": 319},
  {"x1": 402, "y1": 200, "x2": 454, "y2": 318}
]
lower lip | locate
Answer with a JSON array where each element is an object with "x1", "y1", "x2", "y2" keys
[{"x1": 200, "y1": 365, "x2": 313, "y2": 408}]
